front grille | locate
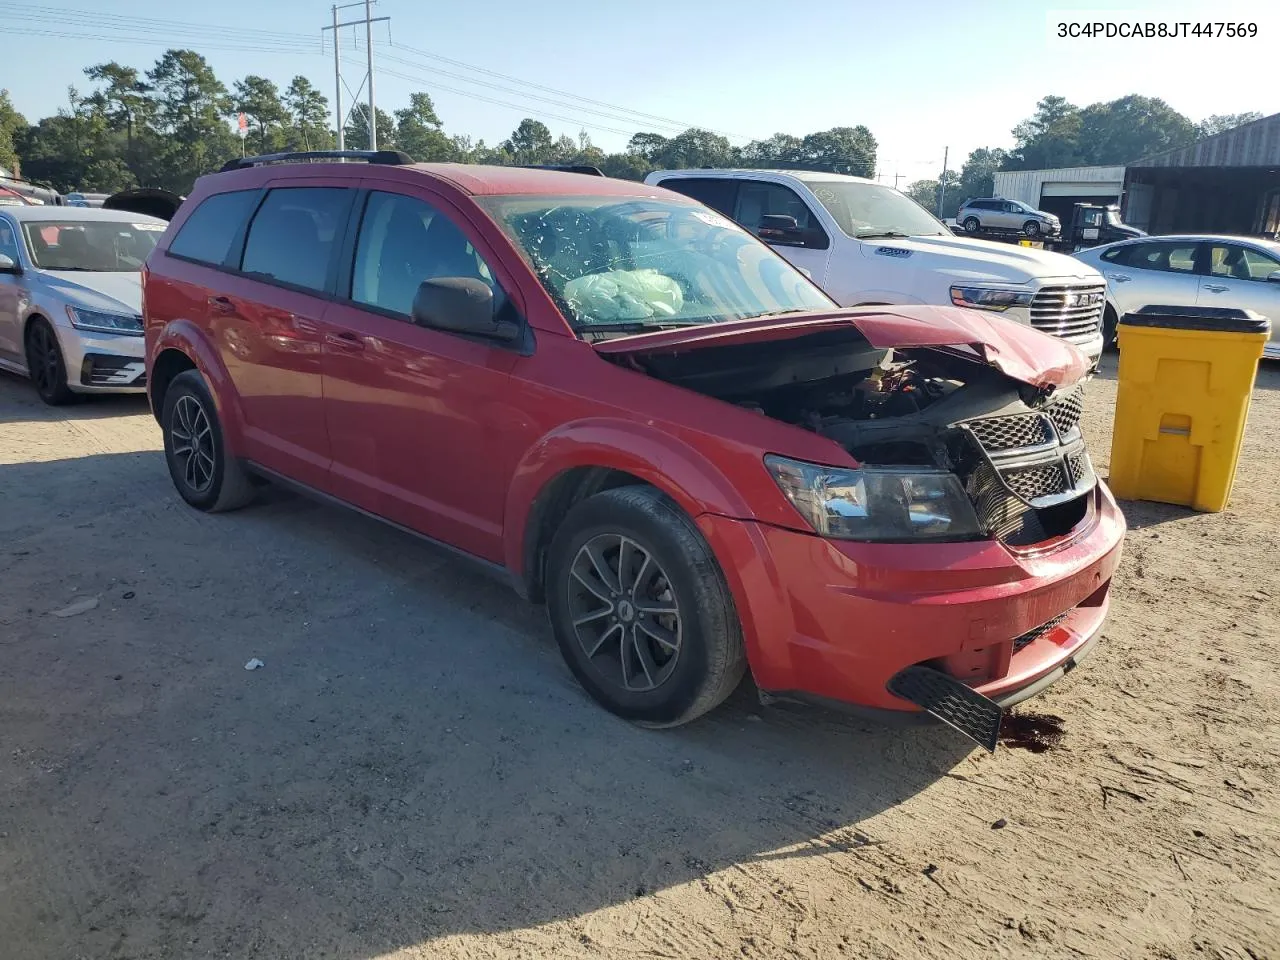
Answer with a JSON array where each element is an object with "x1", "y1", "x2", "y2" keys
[
  {"x1": 1013, "y1": 612, "x2": 1069, "y2": 652},
  {"x1": 966, "y1": 413, "x2": 1051, "y2": 451},
  {"x1": 1045, "y1": 387, "x2": 1085, "y2": 437},
  {"x1": 1030, "y1": 284, "x2": 1105, "y2": 343},
  {"x1": 1005, "y1": 464, "x2": 1069, "y2": 500}
]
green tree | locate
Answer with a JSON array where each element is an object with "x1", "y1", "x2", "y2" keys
[
  {"x1": 146, "y1": 49, "x2": 235, "y2": 190},
  {"x1": 394, "y1": 92, "x2": 455, "y2": 161},
  {"x1": 905, "y1": 169, "x2": 960, "y2": 217},
  {"x1": 1195, "y1": 112, "x2": 1263, "y2": 139},
  {"x1": 956, "y1": 147, "x2": 1007, "y2": 202},
  {"x1": 626, "y1": 131, "x2": 668, "y2": 162},
  {"x1": 1077, "y1": 95, "x2": 1195, "y2": 164},
  {"x1": 656, "y1": 127, "x2": 733, "y2": 169},
  {"x1": 83, "y1": 63, "x2": 151, "y2": 151},
  {"x1": 344, "y1": 103, "x2": 396, "y2": 151},
  {"x1": 232, "y1": 75, "x2": 287, "y2": 154},
  {"x1": 0, "y1": 89, "x2": 25, "y2": 174},
  {"x1": 283, "y1": 76, "x2": 331, "y2": 151},
  {"x1": 503, "y1": 118, "x2": 554, "y2": 163},
  {"x1": 798, "y1": 126, "x2": 877, "y2": 177},
  {"x1": 742, "y1": 133, "x2": 804, "y2": 167},
  {"x1": 1007, "y1": 95, "x2": 1083, "y2": 170}
]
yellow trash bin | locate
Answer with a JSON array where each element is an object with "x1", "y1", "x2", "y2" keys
[{"x1": 1109, "y1": 305, "x2": 1270, "y2": 512}]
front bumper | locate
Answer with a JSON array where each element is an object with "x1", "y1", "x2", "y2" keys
[
  {"x1": 55, "y1": 323, "x2": 146, "y2": 394},
  {"x1": 697, "y1": 482, "x2": 1125, "y2": 715}
]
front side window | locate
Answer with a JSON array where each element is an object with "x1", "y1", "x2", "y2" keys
[
  {"x1": 168, "y1": 189, "x2": 259, "y2": 266},
  {"x1": 0, "y1": 219, "x2": 19, "y2": 263},
  {"x1": 479, "y1": 195, "x2": 832, "y2": 334},
  {"x1": 732, "y1": 181, "x2": 826, "y2": 247},
  {"x1": 21, "y1": 218, "x2": 163, "y2": 271},
  {"x1": 351, "y1": 191, "x2": 496, "y2": 317},
  {"x1": 240, "y1": 187, "x2": 351, "y2": 293},
  {"x1": 1121, "y1": 241, "x2": 1199, "y2": 273},
  {"x1": 806, "y1": 180, "x2": 948, "y2": 239},
  {"x1": 1207, "y1": 243, "x2": 1280, "y2": 281}
]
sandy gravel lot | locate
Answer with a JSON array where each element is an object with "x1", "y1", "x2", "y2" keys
[{"x1": 1, "y1": 356, "x2": 1276, "y2": 960}]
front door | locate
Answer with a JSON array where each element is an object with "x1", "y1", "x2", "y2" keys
[
  {"x1": 214, "y1": 182, "x2": 354, "y2": 489},
  {"x1": 320, "y1": 188, "x2": 521, "y2": 562},
  {"x1": 731, "y1": 178, "x2": 834, "y2": 285},
  {"x1": 0, "y1": 216, "x2": 23, "y2": 364}
]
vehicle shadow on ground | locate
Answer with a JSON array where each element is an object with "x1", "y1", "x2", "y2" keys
[
  {"x1": 0, "y1": 451, "x2": 976, "y2": 959},
  {"x1": 1090, "y1": 352, "x2": 1280, "y2": 392},
  {"x1": 0, "y1": 369, "x2": 151, "y2": 423}
]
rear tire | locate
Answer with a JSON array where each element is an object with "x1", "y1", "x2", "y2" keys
[
  {"x1": 546, "y1": 486, "x2": 746, "y2": 727},
  {"x1": 24, "y1": 318, "x2": 74, "y2": 406},
  {"x1": 962, "y1": 217, "x2": 980, "y2": 233},
  {"x1": 161, "y1": 370, "x2": 255, "y2": 512}
]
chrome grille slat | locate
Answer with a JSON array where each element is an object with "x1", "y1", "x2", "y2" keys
[{"x1": 1029, "y1": 282, "x2": 1105, "y2": 338}]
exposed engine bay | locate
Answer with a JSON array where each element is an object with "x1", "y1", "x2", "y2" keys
[{"x1": 617, "y1": 327, "x2": 1098, "y2": 546}]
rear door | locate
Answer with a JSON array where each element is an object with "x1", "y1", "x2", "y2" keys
[
  {"x1": 211, "y1": 181, "x2": 354, "y2": 489},
  {"x1": 1102, "y1": 239, "x2": 1202, "y2": 317},
  {"x1": 1197, "y1": 242, "x2": 1280, "y2": 325}
]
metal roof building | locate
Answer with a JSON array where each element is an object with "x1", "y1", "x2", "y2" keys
[{"x1": 991, "y1": 165, "x2": 1126, "y2": 222}]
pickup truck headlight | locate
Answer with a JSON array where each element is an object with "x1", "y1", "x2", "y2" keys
[
  {"x1": 66, "y1": 305, "x2": 143, "y2": 335},
  {"x1": 950, "y1": 285, "x2": 1035, "y2": 312},
  {"x1": 765, "y1": 456, "x2": 985, "y2": 542}
]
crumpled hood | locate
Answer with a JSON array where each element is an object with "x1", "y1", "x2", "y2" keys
[
  {"x1": 594, "y1": 304, "x2": 1091, "y2": 389},
  {"x1": 39, "y1": 270, "x2": 142, "y2": 316},
  {"x1": 864, "y1": 233, "x2": 1101, "y2": 284}
]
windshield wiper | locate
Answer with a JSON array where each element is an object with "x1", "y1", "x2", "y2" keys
[
  {"x1": 578, "y1": 319, "x2": 707, "y2": 333},
  {"x1": 854, "y1": 230, "x2": 915, "y2": 240}
]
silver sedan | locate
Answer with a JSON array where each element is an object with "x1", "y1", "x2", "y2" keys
[
  {"x1": 0, "y1": 206, "x2": 166, "y2": 404},
  {"x1": 1074, "y1": 235, "x2": 1280, "y2": 357}
]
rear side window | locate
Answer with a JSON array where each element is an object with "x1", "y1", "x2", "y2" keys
[
  {"x1": 240, "y1": 187, "x2": 352, "y2": 293},
  {"x1": 655, "y1": 177, "x2": 738, "y2": 216},
  {"x1": 167, "y1": 189, "x2": 259, "y2": 265}
]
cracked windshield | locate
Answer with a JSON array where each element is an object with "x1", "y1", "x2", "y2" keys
[{"x1": 480, "y1": 196, "x2": 833, "y2": 334}]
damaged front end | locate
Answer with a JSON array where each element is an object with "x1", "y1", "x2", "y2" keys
[{"x1": 596, "y1": 307, "x2": 1107, "y2": 747}]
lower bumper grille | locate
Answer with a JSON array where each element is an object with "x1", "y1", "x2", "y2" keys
[
  {"x1": 80, "y1": 354, "x2": 146, "y2": 387},
  {"x1": 1013, "y1": 612, "x2": 1069, "y2": 653}
]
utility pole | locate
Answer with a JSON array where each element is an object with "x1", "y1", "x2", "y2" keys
[
  {"x1": 894, "y1": 171, "x2": 903, "y2": 191},
  {"x1": 322, "y1": 1, "x2": 389, "y2": 152},
  {"x1": 936, "y1": 146, "x2": 949, "y2": 218},
  {"x1": 331, "y1": 5, "x2": 343, "y2": 151}
]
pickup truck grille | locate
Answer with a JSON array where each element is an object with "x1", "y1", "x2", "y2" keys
[
  {"x1": 959, "y1": 384, "x2": 1096, "y2": 546},
  {"x1": 1030, "y1": 284, "x2": 1105, "y2": 344}
]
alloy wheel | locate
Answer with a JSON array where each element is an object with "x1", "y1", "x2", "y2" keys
[
  {"x1": 170, "y1": 394, "x2": 216, "y2": 494},
  {"x1": 566, "y1": 533, "x2": 683, "y2": 693},
  {"x1": 28, "y1": 324, "x2": 62, "y2": 396}
]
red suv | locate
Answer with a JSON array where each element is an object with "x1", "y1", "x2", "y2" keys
[{"x1": 142, "y1": 151, "x2": 1125, "y2": 749}]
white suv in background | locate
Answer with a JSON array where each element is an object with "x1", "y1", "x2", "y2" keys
[{"x1": 645, "y1": 169, "x2": 1106, "y2": 366}]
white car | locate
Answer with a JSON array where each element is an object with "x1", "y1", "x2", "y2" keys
[
  {"x1": 0, "y1": 206, "x2": 166, "y2": 404},
  {"x1": 1073, "y1": 235, "x2": 1280, "y2": 356},
  {"x1": 645, "y1": 169, "x2": 1106, "y2": 366}
]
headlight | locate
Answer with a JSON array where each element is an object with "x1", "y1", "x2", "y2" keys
[
  {"x1": 66, "y1": 305, "x2": 143, "y2": 335},
  {"x1": 765, "y1": 456, "x2": 985, "y2": 542},
  {"x1": 950, "y1": 285, "x2": 1034, "y2": 312}
]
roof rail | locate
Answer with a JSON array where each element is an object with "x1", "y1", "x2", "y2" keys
[
  {"x1": 519, "y1": 164, "x2": 606, "y2": 177},
  {"x1": 220, "y1": 149, "x2": 415, "y2": 173}
]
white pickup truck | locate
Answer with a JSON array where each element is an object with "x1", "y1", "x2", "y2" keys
[{"x1": 644, "y1": 169, "x2": 1107, "y2": 365}]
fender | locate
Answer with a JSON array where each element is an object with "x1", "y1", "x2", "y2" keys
[
  {"x1": 150, "y1": 318, "x2": 246, "y2": 454},
  {"x1": 502, "y1": 417, "x2": 756, "y2": 579}
]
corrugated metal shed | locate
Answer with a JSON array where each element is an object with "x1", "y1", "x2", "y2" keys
[
  {"x1": 991, "y1": 166, "x2": 1125, "y2": 206},
  {"x1": 1138, "y1": 112, "x2": 1280, "y2": 168}
]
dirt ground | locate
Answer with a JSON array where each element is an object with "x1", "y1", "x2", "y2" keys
[{"x1": 1, "y1": 355, "x2": 1276, "y2": 960}]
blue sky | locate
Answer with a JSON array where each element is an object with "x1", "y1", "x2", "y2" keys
[{"x1": 5, "y1": 0, "x2": 1277, "y2": 185}]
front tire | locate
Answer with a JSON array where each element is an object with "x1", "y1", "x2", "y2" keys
[
  {"x1": 161, "y1": 370, "x2": 255, "y2": 512},
  {"x1": 546, "y1": 486, "x2": 746, "y2": 727},
  {"x1": 962, "y1": 217, "x2": 980, "y2": 233},
  {"x1": 1023, "y1": 220, "x2": 1042, "y2": 238},
  {"x1": 25, "y1": 318, "x2": 74, "y2": 406}
]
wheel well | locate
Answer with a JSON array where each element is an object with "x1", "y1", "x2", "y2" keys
[
  {"x1": 522, "y1": 466, "x2": 651, "y2": 603},
  {"x1": 149, "y1": 349, "x2": 197, "y2": 424},
  {"x1": 22, "y1": 312, "x2": 49, "y2": 343}
]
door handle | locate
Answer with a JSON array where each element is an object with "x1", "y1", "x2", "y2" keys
[
  {"x1": 325, "y1": 330, "x2": 365, "y2": 351},
  {"x1": 208, "y1": 295, "x2": 236, "y2": 313},
  {"x1": 292, "y1": 316, "x2": 318, "y2": 335},
  {"x1": 1106, "y1": 273, "x2": 1131, "y2": 283},
  {"x1": 1202, "y1": 283, "x2": 1229, "y2": 293}
]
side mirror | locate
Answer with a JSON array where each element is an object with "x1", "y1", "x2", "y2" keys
[
  {"x1": 0, "y1": 253, "x2": 20, "y2": 274},
  {"x1": 411, "y1": 277, "x2": 520, "y2": 342},
  {"x1": 1268, "y1": 270, "x2": 1280, "y2": 284},
  {"x1": 758, "y1": 213, "x2": 806, "y2": 246}
]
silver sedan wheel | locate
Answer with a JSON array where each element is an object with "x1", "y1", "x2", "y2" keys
[{"x1": 566, "y1": 534, "x2": 682, "y2": 693}]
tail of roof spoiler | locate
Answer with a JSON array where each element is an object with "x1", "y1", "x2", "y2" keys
[
  {"x1": 102, "y1": 188, "x2": 185, "y2": 222},
  {"x1": 519, "y1": 165, "x2": 606, "y2": 177}
]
